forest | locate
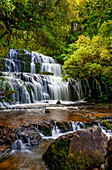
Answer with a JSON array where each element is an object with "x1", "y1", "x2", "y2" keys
[{"x1": 0, "y1": 0, "x2": 112, "y2": 104}]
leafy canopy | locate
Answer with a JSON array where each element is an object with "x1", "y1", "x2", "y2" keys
[
  {"x1": 63, "y1": 20, "x2": 112, "y2": 80},
  {"x1": 0, "y1": 0, "x2": 72, "y2": 56}
]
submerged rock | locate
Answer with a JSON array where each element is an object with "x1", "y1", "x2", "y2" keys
[{"x1": 43, "y1": 127, "x2": 108, "y2": 170}]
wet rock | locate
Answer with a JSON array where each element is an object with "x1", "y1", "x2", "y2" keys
[
  {"x1": 38, "y1": 122, "x2": 52, "y2": 136},
  {"x1": 85, "y1": 121, "x2": 95, "y2": 128},
  {"x1": 43, "y1": 127, "x2": 108, "y2": 170},
  {"x1": 50, "y1": 120, "x2": 55, "y2": 126},
  {"x1": 56, "y1": 121, "x2": 73, "y2": 133},
  {"x1": 15, "y1": 124, "x2": 42, "y2": 147},
  {"x1": 0, "y1": 125, "x2": 15, "y2": 160},
  {"x1": 56, "y1": 100, "x2": 61, "y2": 104},
  {"x1": 45, "y1": 109, "x2": 50, "y2": 113},
  {"x1": 104, "y1": 139, "x2": 112, "y2": 170},
  {"x1": 20, "y1": 131, "x2": 41, "y2": 147}
]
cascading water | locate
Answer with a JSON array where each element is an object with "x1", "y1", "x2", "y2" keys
[{"x1": 1, "y1": 49, "x2": 87, "y2": 106}]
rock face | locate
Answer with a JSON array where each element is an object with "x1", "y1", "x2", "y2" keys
[
  {"x1": 43, "y1": 127, "x2": 108, "y2": 170},
  {"x1": 105, "y1": 139, "x2": 112, "y2": 170}
]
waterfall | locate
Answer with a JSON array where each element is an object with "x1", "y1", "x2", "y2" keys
[
  {"x1": 1, "y1": 49, "x2": 86, "y2": 106},
  {"x1": 2, "y1": 72, "x2": 83, "y2": 104},
  {"x1": 5, "y1": 49, "x2": 62, "y2": 76}
]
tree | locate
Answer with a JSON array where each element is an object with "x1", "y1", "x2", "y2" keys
[
  {"x1": 63, "y1": 20, "x2": 112, "y2": 80},
  {"x1": 76, "y1": 0, "x2": 112, "y2": 38},
  {"x1": 0, "y1": 0, "x2": 72, "y2": 56},
  {"x1": 62, "y1": 20, "x2": 112, "y2": 102}
]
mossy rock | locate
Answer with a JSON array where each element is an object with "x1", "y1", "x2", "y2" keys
[
  {"x1": 21, "y1": 61, "x2": 31, "y2": 73},
  {"x1": 40, "y1": 71, "x2": 54, "y2": 75},
  {"x1": 56, "y1": 121, "x2": 73, "y2": 133},
  {"x1": 45, "y1": 109, "x2": 50, "y2": 113},
  {"x1": 35, "y1": 63, "x2": 40, "y2": 74},
  {"x1": 16, "y1": 50, "x2": 31, "y2": 61},
  {"x1": 43, "y1": 137, "x2": 71, "y2": 170},
  {"x1": 38, "y1": 122, "x2": 52, "y2": 136},
  {"x1": 0, "y1": 58, "x2": 5, "y2": 71},
  {"x1": 105, "y1": 139, "x2": 112, "y2": 170},
  {"x1": 102, "y1": 121, "x2": 112, "y2": 130},
  {"x1": 43, "y1": 127, "x2": 108, "y2": 170}
]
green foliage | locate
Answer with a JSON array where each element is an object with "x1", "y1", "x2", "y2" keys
[
  {"x1": 63, "y1": 20, "x2": 112, "y2": 80},
  {"x1": 98, "y1": 77, "x2": 112, "y2": 103},
  {"x1": 102, "y1": 121, "x2": 112, "y2": 130},
  {"x1": 76, "y1": 0, "x2": 112, "y2": 38},
  {"x1": 0, "y1": 73, "x2": 18, "y2": 108},
  {"x1": 62, "y1": 20, "x2": 112, "y2": 102},
  {"x1": 0, "y1": 0, "x2": 71, "y2": 57}
]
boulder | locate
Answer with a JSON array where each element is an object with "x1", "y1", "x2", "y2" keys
[
  {"x1": 56, "y1": 100, "x2": 61, "y2": 104},
  {"x1": 105, "y1": 138, "x2": 112, "y2": 170},
  {"x1": 43, "y1": 127, "x2": 108, "y2": 170}
]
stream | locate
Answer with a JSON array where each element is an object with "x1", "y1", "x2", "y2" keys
[{"x1": 0, "y1": 102, "x2": 112, "y2": 170}]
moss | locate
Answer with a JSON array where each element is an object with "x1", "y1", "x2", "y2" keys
[
  {"x1": 40, "y1": 71, "x2": 54, "y2": 75},
  {"x1": 45, "y1": 109, "x2": 50, "y2": 113},
  {"x1": 24, "y1": 61, "x2": 31, "y2": 73},
  {"x1": 0, "y1": 58, "x2": 5, "y2": 71},
  {"x1": 105, "y1": 139, "x2": 112, "y2": 170},
  {"x1": 43, "y1": 137, "x2": 71, "y2": 170},
  {"x1": 38, "y1": 123, "x2": 52, "y2": 136},
  {"x1": 35, "y1": 63, "x2": 40, "y2": 73},
  {"x1": 64, "y1": 154, "x2": 76, "y2": 170},
  {"x1": 102, "y1": 121, "x2": 112, "y2": 130},
  {"x1": 21, "y1": 61, "x2": 31, "y2": 73},
  {"x1": 21, "y1": 61, "x2": 25, "y2": 72},
  {"x1": 16, "y1": 50, "x2": 31, "y2": 61}
]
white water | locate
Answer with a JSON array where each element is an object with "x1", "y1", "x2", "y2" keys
[
  {"x1": 0, "y1": 49, "x2": 84, "y2": 105},
  {"x1": 39, "y1": 122, "x2": 112, "y2": 140},
  {"x1": 11, "y1": 122, "x2": 112, "y2": 154},
  {"x1": 0, "y1": 49, "x2": 104, "y2": 107}
]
